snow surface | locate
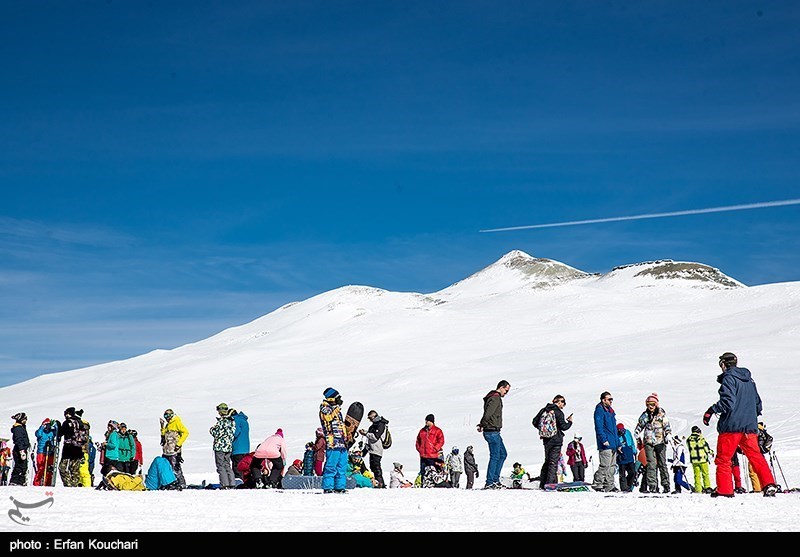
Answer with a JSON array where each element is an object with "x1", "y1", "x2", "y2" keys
[{"x1": 1, "y1": 250, "x2": 799, "y2": 532}]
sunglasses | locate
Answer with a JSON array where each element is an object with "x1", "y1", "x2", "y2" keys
[{"x1": 605, "y1": 398, "x2": 614, "y2": 402}]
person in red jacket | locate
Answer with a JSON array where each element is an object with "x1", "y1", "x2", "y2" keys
[
  {"x1": 565, "y1": 433, "x2": 588, "y2": 482},
  {"x1": 130, "y1": 430, "x2": 143, "y2": 475},
  {"x1": 415, "y1": 414, "x2": 444, "y2": 480}
]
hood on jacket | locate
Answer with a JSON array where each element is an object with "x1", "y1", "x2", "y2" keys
[
  {"x1": 483, "y1": 390, "x2": 500, "y2": 402},
  {"x1": 717, "y1": 366, "x2": 753, "y2": 384}
]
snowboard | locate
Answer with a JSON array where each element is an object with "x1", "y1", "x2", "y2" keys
[
  {"x1": 543, "y1": 481, "x2": 592, "y2": 492},
  {"x1": 344, "y1": 401, "x2": 364, "y2": 449},
  {"x1": 499, "y1": 476, "x2": 538, "y2": 490},
  {"x1": 281, "y1": 475, "x2": 357, "y2": 490}
]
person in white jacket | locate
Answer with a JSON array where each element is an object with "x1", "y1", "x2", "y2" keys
[
  {"x1": 668, "y1": 436, "x2": 692, "y2": 493},
  {"x1": 445, "y1": 446, "x2": 463, "y2": 488},
  {"x1": 389, "y1": 462, "x2": 412, "y2": 488}
]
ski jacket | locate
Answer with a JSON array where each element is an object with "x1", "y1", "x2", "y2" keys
[
  {"x1": 422, "y1": 464, "x2": 450, "y2": 488},
  {"x1": 566, "y1": 441, "x2": 588, "y2": 466},
  {"x1": 463, "y1": 448, "x2": 479, "y2": 475},
  {"x1": 617, "y1": 428, "x2": 636, "y2": 465},
  {"x1": 319, "y1": 400, "x2": 348, "y2": 450},
  {"x1": 479, "y1": 390, "x2": 503, "y2": 431},
  {"x1": 231, "y1": 411, "x2": 250, "y2": 456},
  {"x1": 58, "y1": 416, "x2": 84, "y2": 460},
  {"x1": 686, "y1": 433, "x2": 713, "y2": 463},
  {"x1": 389, "y1": 468, "x2": 410, "y2": 488},
  {"x1": 145, "y1": 456, "x2": 177, "y2": 490},
  {"x1": 160, "y1": 415, "x2": 189, "y2": 449},
  {"x1": 363, "y1": 416, "x2": 388, "y2": 457},
  {"x1": 445, "y1": 452, "x2": 463, "y2": 473},
  {"x1": 532, "y1": 402, "x2": 572, "y2": 442},
  {"x1": 134, "y1": 439, "x2": 143, "y2": 466},
  {"x1": 593, "y1": 403, "x2": 619, "y2": 450},
  {"x1": 314, "y1": 431, "x2": 326, "y2": 461},
  {"x1": 104, "y1": 431, "x2": 121, "y2": 461},
  {"x1": 117, "y1": 432, "x2": 136, "y2": 463},
  {"x1": 669, "y1": 440, "x2": 688, "y2": 469},
  {"x1": 303, "y1": 448, "x2": 314, "y2": 475},
  {"x1": 634, "y1": 406, "x2": 672, "y2": 445},
  {"x1": 254, "y1": 433, "x2": 287, "y2": 463},
  {"x1": 35, "y1": 424, "x2": 56, "y2": 454},
  {"x1": 209, "y1": 416, "x2": 235, "y2": 453},
  {"x1": 710, "y1": 366, "x2": 763, "y2": 434},
  {"x1": 11, "y1": 422, "x2": 30, "y2": 452},
  {"x1": 415, "y1": 424, "x2": 445, "y2": 459}
]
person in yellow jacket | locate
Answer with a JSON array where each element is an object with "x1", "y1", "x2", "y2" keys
[
  {"x1": 76, "y1": 410, "x2": 92, "y2": 487},
  {"x1": 160, "y1": 408, "x2": 189, "y2": 488},
  {"x1": 686, "y1": 425, "x2": 714, "y2": 493}
]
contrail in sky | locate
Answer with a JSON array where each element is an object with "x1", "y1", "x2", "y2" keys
[{"x1": 479, "y1": 198, "x2": 800, "y2": 233}]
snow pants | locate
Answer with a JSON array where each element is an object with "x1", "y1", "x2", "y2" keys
[
  {"x1": 715, "y1": 432, "x2": 775, "y2": 496},
  {"x1": 691, "y1": 462, "x2": 711, "y2": 492},
  {"x1": 644, "y1": 442, "x2": 670, "y2": 492},
  {"x1": 592, "y1": 449, "x2": 617, "y2": 492},
  {"x1": 33, "y1": 453, "x2": 55, "y2": 486}
]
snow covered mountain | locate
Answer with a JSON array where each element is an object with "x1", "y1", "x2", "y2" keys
[{"x1": 1, "y1": 250, "x2": 797, "y2": 489}]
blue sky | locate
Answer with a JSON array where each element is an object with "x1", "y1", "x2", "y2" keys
[{"x1": 2, "y1": 1, "x2": 799, "y2": 386}]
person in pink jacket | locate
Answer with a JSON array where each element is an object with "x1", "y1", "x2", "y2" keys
[{"x1": 253, "y1": 428, "x2": 288, "y2": 488}]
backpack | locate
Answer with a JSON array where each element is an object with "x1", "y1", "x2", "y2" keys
[
  {"x1": 381, "y1": 425, "x2": 393, "y2": 449},
  {"x1": 758, "y1": 429, "x2": 773, "y2": 454},
  {"x1": 535, "y1": 408, "x2": 558, "y2": 439}
]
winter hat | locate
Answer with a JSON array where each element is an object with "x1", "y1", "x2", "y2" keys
[
  {"x1": 425, "y1": 414, "x2": 435, "y2": 423},
  {"x1": 393, "y1": 462, "x2": 403, "y2": 469},
  {"x1": 119, "y1": 422, "x2": 127, "y2": 429},
  {"x1": 617, "y1": 423, "x2": 625, "y2": 430},
  {"x1": 42, "y1": 418, "x2": 51, "y2": 425},
  {"x1": 276, "y1": 428, "x2": 283, "y2": 437},
  {"x1": 64, "y1": 407, "x2": 76, "y2": 417},
  {"x1": 316, "y1": 427, "x2": 324, "y2": 436},
  {"x1": 293, "y1": 459, "x2": 302, "y2": 468},
  {"x1": 466, "y1": 445, "x2": 473, "y2": 451},
  {"x1": 75, "y1": 409, "x2": 84, "y2": 417},
  {"x1": 574, "y1": 434, "x2": 582, "y2": 440},
  {"x1": 11, "y1": 412, "x2": 26, "y2": 422},
  {"x1": 163, "y1": 409, "x2": 174, "y2": 418},
  {"x1": 645, "y1": 393, "x2": 659, "y2": 405},
  {"x1": 323, "y1": 387, "x2": 339, "y2": 399},
  {"x1": 691, "y1": 426, "x2": 701, "y2": 434},
  {"x1": 130, "y1": 430, "x2": 138, "y2": 437},
  {"x1": 108, "y1": 420, "x2": 119, "y2": 429}
]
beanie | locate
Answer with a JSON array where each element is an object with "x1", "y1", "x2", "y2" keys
[
  {"x1": 617, "y1": 423, "x2": 625, "y2": 430},
  {"x1": 276, "y1": 428, "x2": 283, "y2": 437},
  {"x1": 323, "y1": 387, "x2": 339, "y2": 399},
  {"x1": 425, "y1": 414, "x2": 435, "y2": 423},
  {"x1": 75, "y1": 409, "x2": 84, "y2": 417},
  {"x1": 42, "y1": 417, "x2": 51, "y2": 425},
  {"x1": 691, "y1": 426, "x2": 701, "y2": 434},
  {"x1": 293, "y1": 459, "x2": 302, "y2": 468},
  {"x1": 645, "y1": 393, "x2": 659, "y2": 404},
  {"x1": 64, "y1": 407, "x2": 76, "y2": 417}
]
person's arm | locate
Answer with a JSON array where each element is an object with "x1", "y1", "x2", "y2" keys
[
  {"x1": 633, "y1": 414, "x2": 645, "y2": 439},
  {"x1": 711, "y1": 374, "x2": 736, "y2": 415},
  {"x1": 557, "y1": 409, "x2": 572, "y2": 432},
  {"x1": 176, "y1": 418, "x2": 189, "y2": 447},
  {"x1": 593, "y1": 407, "x2": 608, "y2": 447},
  {"x1": 663, "y1": 413, "x2": 672, "y2": 439}
]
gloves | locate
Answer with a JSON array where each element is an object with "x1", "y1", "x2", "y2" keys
[
  {"x1": 703, "y1": 406, "x2": 715, "y2": 426},
  {"x1": 476, "y1": 471, "x2": 479, "y2": 478}
]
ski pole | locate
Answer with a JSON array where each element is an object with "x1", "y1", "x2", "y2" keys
[{"x1": 773, "y1": 451, "x2": 789, "y2": 489}]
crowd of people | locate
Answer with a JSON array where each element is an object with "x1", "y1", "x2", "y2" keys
[{"x1": 1, "y1": 351, "x2": 783, "y2": 496}]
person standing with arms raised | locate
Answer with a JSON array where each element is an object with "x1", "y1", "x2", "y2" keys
[{"x1": 476, "y1": 379, "x2": 511, "y2": 489}]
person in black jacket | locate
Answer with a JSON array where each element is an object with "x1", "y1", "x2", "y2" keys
[
  {"x1": 532, "y1": 395, "x2": 573, "y2": 489},
  {"x1": 57, "y1": 407, "x2": 86, "y2": 487},
  {"x1": 357, "y1": 410, "x2": 389, "y2": 488},
  {"x1": 9, "y1": 413, "x2": 31, "y2": 486}
]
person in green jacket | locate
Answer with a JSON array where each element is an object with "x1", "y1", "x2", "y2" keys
[
  {"x1": 686, "y1": 425, "x2": 714, "y2": 493},
  {"x1": 116, "y1": 423, "x2": 137, "y2": 475}
]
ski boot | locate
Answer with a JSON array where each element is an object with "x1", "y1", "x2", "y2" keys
[
  {"x1": 763, "y1": 484, "x2": 780, "y2": 497},
  {"x1": 734, "y1": 487, "x2": 747, "y2": 494}
]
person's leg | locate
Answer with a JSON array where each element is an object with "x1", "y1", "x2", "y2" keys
[
  {"x1": 604, "y1": 451, "x2": 617, "y2": 491},
  {"x1": 268, "y1": 457, "x2": 284, "y2": 487},
  {"x1": 655, "y1": 443, "x2": 670, "y2": 492},
  {"x1": 250, "y1": 457, "x2": 265, "y2": 488},
  {"x1": 714, "y1": 432, "x2": 741, "y2": 495},
  {"x1": 644, "y1": 444, "x2": 657, "y2": 491},
  {"x1": 231, "y1": 453, "x2": 244, "y2": 480},
  {"x1": 576, "y1": 463, "x2": 585, "y2": 482},
  {"x1": 370, "y1": 454, "x2": 385, "y2": 487},
  {"x1": 334, "y1": 449, "x2": 348, "y2": 491},
  {"x1": 466, "y1": 471, "x2": 474, "y2": 490},
  {"x1": 483, "y1": 431, "x2": 500, "y2": 486},
  {"x1": 222, "y1": 452, "x2": 235, "y2": 487},
  {"x1": 592, "y1": 450, "x2": 611, "y2": 490},
  {"x1": 738, "y1": 432, "x2": 775, "y2": 488}
]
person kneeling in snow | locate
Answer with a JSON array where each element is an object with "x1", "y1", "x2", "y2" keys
[{"x1": 422, "y1": 458, "x2": 452, "y2": 488}]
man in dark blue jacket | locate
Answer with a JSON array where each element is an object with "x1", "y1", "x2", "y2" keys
[
  {"x1": 591, "y1": 391, "x2": 619, "y2": 492},
  {"x1": 704, "y1": 352, "x2": 778, "y2": 497}
]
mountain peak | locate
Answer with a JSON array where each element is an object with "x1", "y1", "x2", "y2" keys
[{"x1": 606, "y1": 260, "x2": 744, "y2": 289}]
